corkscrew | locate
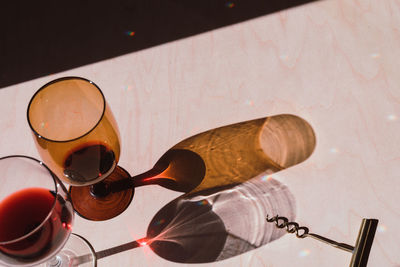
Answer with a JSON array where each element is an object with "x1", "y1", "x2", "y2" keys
[{"x1": 266, "y1": 215, "x2": 378, "y2": 267}]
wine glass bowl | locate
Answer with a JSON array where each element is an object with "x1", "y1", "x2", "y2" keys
[
  {"x1": 27, "y1": 77, "x2": 120, "y2": 186},
  {"x1": 0, "y1": 155, "x2": 74, "y2": 266}
]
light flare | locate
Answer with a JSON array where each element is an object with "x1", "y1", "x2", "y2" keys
[
  {"x1": 370, "y1": 53, "x2": 380, "y2": 59},
  {"x1": 261, "y1": 175, "x2": 272, "y2": 182},
  {"x1": 196, "y1": 199, "x2": 209, "y2": 206},
  {"x1": 298, "y1": 249, "x2": 311, "y2": 257},
  {"x1": 124, "y1": 86, "x2": 133, "y2": 92},
  {"x1": 245, "y1": 99, "x2": 254, "y2": 106},
  {"x1": 378, "y1": 224, "x2": 387, "y2": 233},
  {"x1": 330, "y1": 148, "x2": 339, "y2": 154},
  {"x1": 387, "y1": 114, "x2": 397, "y2": 121}
]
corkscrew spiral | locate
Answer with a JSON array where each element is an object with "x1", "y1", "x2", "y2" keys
[{"x1": 266, "y1": 214, "x2": 309, "y2": 238}]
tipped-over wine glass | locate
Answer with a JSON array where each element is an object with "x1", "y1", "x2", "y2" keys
[
  {"x1": 0, "y1": 155, "x2": 96, "y2": 267},
  {"x1": 27, "y1": 77, "x2": 204, "y2": 221}
]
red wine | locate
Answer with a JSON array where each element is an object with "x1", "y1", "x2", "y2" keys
[
  {"x1": 63, "y1": 143, "x2": 115, "y2": 183},
  {"x1": 0, "y1": 187, "x2": 73, "y2": 264}
]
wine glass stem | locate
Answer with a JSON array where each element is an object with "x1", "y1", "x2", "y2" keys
[
  {"x1": 47, "y1": 256, "x2": 62, "y2": 267},
  {"x1": 89, "y1": 165, "x2": 169, "y2": 198},
  {"x1": 47, "y1": 252, "x2": 74, "y2": 267},
  {"x1": 89, "y1": 168, "x2": 162, "y2": 197}
]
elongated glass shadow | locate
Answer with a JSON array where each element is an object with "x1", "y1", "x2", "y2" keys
[
  {"x1": 146, "y1": 176, "x2": 296, "y2": 263},
  {"x1": 172, "y1": 114, "x2": 316, "y2": 193},
  {"x1": 71, "y1": 114, "x2": 316, "y2": 220},
  {"x1": 141, "y1": 114, "x2": 315, "y2": 262}
]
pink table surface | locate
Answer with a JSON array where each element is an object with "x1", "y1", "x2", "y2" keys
[{"x1": 1, "y1": 0, "x2": 399, "y2": 266}]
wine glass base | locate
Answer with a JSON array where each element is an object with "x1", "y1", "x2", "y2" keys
[
  {"x1": 69, "y1": 166, "x2": 134, "y2": 221},
  {"x1": 39, "y1": 233, "x2": 96, "y2": 267}
]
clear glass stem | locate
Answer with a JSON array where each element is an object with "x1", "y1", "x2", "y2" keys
[
  {"x1": 47, "y1": 252, "x2": 75, "y2": 267},
  {"x1": 47, "y1": 256, "x2": 62, "y2": 267},
  {"x1": 42, "y1": 233, "x2": 97, "y2": 267}
]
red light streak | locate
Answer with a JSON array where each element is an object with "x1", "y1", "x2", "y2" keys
[
  {"x1": 142, "y1": 173, "x2": 176, "y2": 183},
  {"x1": 142, "y1": 177, "x2": 162, "y2": 182},
  {"x1": 137, "y1": 238, "x2": 148, "y2": 246},
  {"x1": 62, "y1": 222, "x2": 72, "y2": 230}
]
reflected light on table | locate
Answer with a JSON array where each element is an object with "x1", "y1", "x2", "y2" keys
[
  {"x1": 387, "y1": 114, "x2": 397, "y2": 121},
  {"x1": 377, "y1": 224, "x2": 387, "y2": 233},
  {"x1": 298, "y1": 249, "x2": 311, "y2": 257}
]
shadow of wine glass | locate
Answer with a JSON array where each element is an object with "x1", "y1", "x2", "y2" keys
[
  {"x1": 72, "y1": 176, "x2": 298, "y2": 265},
  {"x1": 146, "y1": 175, "x2": 296, "y2": 263},
  {"x1": 140, "y1": 114, "x2": 316, "y2": 263},
  {"x1": 153, "y1": 113, "x2": 316, "y2": 194},
  {"x1": 73, "y1": 114, "x2": 316, "y2": 263}
]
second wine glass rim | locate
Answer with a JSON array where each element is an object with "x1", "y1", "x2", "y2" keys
[
  {"x1": 26, "y1": 76, "x2": 107, "y2": 143},
  {"x1": 0, "y1": 155, "x2": 60, "y2": 245}
]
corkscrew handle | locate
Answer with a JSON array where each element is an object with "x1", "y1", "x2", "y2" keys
[
  {"x1": 266, "y1": 215, "x2": 378, "y2": 267},
  {"x1": 349, "y1": 218, "x2": 378, "y2": 267}
]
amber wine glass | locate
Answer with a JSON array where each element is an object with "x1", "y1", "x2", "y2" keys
[{"x1": 27, "y1": 77, "x2": 134, "y2": 221}]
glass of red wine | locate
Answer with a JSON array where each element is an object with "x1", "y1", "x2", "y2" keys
[{"x1": 0, "y1": 155, "x2": 96, "y2": 266}]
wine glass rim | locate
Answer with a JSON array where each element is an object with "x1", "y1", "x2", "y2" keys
[
  {"x1": 0, "y1": 155, "x2": 60, "y2": 245},
  {"x1": 26, "y1": 76, "x2": 107, "y2": 143}
]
